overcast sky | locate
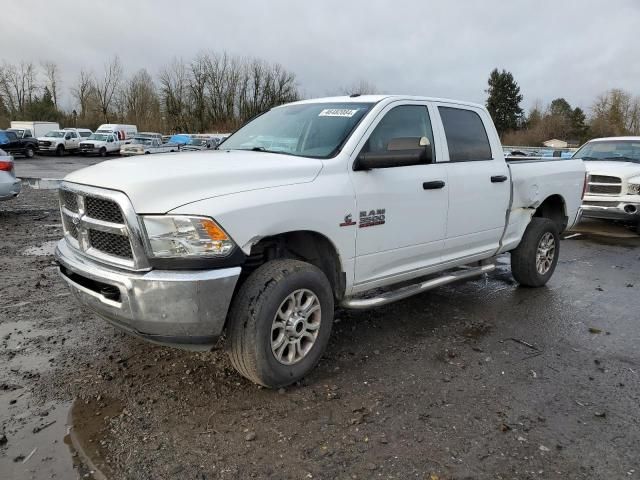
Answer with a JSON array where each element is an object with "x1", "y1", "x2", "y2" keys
[{"x1": 5, "y1": 0, "x2": 639, "y2": 112}]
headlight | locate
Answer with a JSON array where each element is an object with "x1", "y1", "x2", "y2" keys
[
  {"x1": 142, "y1": 215, "x2": 235, "y2": 258},
  {"x1": 628, "y1": 183, "x2": 640, "y2": 195}
]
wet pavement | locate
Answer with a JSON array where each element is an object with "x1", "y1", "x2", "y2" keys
[
  {"x1": 13, "y1": 155, "x2": 105, "y2": 180},
  {"x1": 1, "y1": 188, "x2": 639, "y2": 479}
]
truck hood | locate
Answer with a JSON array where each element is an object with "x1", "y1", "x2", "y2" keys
[
  {"x1": 64, "y1": 150, "x2": 323, "y2": 213},
  {"x1": 584, "y1": 160, "x2": 640, "y2": 179}
]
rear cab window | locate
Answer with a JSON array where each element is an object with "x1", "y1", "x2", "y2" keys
[{"x1": 438, "y1": 106, "x2": 492, "y2": 162}]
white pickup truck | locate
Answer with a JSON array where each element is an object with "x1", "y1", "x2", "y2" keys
[
  {"x1": 37, "y1": 128, "x2": 93, "y2": 156},
  {"x1": 120, "y1": 137, "x2": 178, "y2": 156},
  {"x1": 574, "y1": 136, "x2": 640, "y2": 233},
  {"x1": 78, "y1": 132, "x2": 124, "y2": 157},
  {"x1": 55, "y1": 95, "x2": 585, "y2": 388}
]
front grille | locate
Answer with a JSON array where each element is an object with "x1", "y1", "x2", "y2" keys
[
  {"x1": 59, "y1": 187, "x2": 136, "y2": 265},
  {"x1": 85, "y1": 197, "x2": 124, "y2": 223},
  {"x1": 588, "y1": 184, "x2": 621, "y2": 195},
  {"x1": 62, "y1": 213, "x2": 79, "y2": 239},
  {"x1": 38, "y1": 141, "x2": 51, "y2": 147},
  {"x1": 80, "y1": 144, "x2": 94, "y2": 150},
  {"x1": 60, "y1": 189, "x2": 78, "y2": 212},
  {"x1": 89, "y1": 230, "x2": 132, "y2": 259},
  {"x1": 589, "y1": 175, "x2": 621, "y2": 184}
]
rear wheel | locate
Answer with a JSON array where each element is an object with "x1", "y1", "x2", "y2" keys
[
  {"x1": 226, "y1": 259, "x2": 334, "y2": 388},
  {"x1": 56, "y1": 145, "x2": 65, "y2": 157},
  {"x1": 510, "y1": 218, "x2": 560, "y2": 287}
]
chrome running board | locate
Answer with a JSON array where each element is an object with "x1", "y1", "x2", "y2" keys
[{"x1": 341, "y1": 263, "x2": 496, "y2": 310}]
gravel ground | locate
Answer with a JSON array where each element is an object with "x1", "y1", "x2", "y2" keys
[{"x1": 1, "y1": 187, "x2": 639, "y2": 480}]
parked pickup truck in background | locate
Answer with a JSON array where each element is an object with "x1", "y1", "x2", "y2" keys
[
  {"x1": 79, "y1": 132, "x2": 125, "y2": 157},
  {"x1": 55, "y1": 95, "x2": 586, "y2": 388},
  {"x1": 120, "y1": 137, "x2": 178, "y2": 156},
  {"x1": 573, "y1": 136, "x2": 640, "y2": 233},
  {"x1": 37, "y1": 128, "x2": 92, "y2": 156},
  {"x1": 0, "y1": 129, "x2": 38, "y2": 158}
]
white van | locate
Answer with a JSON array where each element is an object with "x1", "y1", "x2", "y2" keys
[{"x1": 95, "y1": 124, "x2": 138, "y2": 142}]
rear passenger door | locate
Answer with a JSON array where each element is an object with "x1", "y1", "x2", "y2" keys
[{"x1": 435, "y1": 104, "x2": 510, "y2": 262}]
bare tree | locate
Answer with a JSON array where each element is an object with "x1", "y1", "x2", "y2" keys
[
  {"x1": 70, "y1": 69, "x2": 96, "y2": 120},
  {"x1": 42, "y1": 61, "x2": 60, "y2": 108},
  {"x1": 123, "y1": 69, "x2": 160, "y2": 131},
  {"x1": 0, "y1": 61, "x2": 38, "y2": 116},
  {"x1": 94, "y1": 56, "x2": 123, "y2": 122},
  {"x1": 340, "y1": 79, "x2": 379, "y2": 96},
  {"x1": 159, "y1": 58, "x2": 189, "y2": 132}
]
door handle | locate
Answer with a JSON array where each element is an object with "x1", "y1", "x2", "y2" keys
[
  {"x1": 423, "y1": 180, "x2": 445, "y2": 190},
  {"x1": 491, "y1": 175, "x2": 508, "y2": 183}
]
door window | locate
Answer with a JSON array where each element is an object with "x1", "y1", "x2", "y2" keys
[
  {"x1": 438, "y1": 107, "x2": 492, "y2": 161},
  {"x1": 362, "y1": 105, "x2": 435, "y2": 159}
]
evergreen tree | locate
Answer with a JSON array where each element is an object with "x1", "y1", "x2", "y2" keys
[{"x1": 485, "y1": 68, "x2": 524, "y2": 137}]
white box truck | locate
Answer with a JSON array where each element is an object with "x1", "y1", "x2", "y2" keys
[{"x1": 9, "y1": 121, "x2": 59, "y2": 139}]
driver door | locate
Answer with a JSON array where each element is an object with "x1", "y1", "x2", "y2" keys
[{"x1": 349, "y1": 102, "x2": 448, "y2": 290}]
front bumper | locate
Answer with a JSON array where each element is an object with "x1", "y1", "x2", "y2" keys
[
  {"x1": 55, "y1": 239, "x2": 241, "y2": 349},
  {"x1": 37, "y1": 143, "x2": 58, "y2": 152},
  {"x1": 581, "y1": 198, "x2": 640, "y2": 222}
]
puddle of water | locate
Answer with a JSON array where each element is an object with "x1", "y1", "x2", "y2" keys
[
  {"x1": 67, "y1": 397, "x2": 124, "y2": 479},
  {"x1": 21, "y1": 240, "x2": 58, "y2": 256},
  {"x1": 0, "y1": 398, "x2": 78, "y2": 480}
]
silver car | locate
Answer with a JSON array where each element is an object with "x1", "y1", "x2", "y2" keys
[{"x1": 0, "y1": 149, "x2": 21, "y2": 201}]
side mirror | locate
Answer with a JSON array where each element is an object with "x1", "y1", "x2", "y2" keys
[
  {"x1": 354, "y1": 137, "x2": 432, "y2": 171},
  {"x1": 65, "y1": 135, "x2": 71, "y2": 140}
]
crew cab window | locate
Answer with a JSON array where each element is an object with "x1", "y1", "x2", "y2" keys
[
  {"x1": 362, "y1": 105, "x2": 435, "y2": 158},
  {"x1": 438, "y1": 107, "x2": 492, "y2": 162}
]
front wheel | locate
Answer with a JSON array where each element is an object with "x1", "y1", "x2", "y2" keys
[
  {"x1": 25, "y1": 147, "x2": 35, "y2": 158},
  {"x1": 510, "y1": 218, "x2": 560, "y2": 287},
  {"x1": 226, "y1": 259, "x2": 334, "y2": 388},
  {"x1": 56, "y1": 145, "x2": 65, "y2": 157},
  {"x1": 99, "y1": 147, "x2": 107, "y2": 157}
]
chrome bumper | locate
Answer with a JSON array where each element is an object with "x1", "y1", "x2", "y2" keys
[
  {"x1": 580, "y1": 201, "x2": 640, "y2": 222},
  {"x1": 55, "y1": 239, "x2": 241, "y2": 349}
]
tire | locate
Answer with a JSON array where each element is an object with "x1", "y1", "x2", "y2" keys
[
  {"x1": 25, "y1": 147, "x2": 35, "y2": 158},
  {"x1": 99, "y1": 147, "x2": 107, "y2": 157},
  {"x1": 226, "y1": 259, "x2": 334, "y2": 388},
  {"x1": 56, "y1": 145, "x2": 65, "y2": 157},
  {"x1": 510, "y1": 217, "x2": 560, "y2": 287}
]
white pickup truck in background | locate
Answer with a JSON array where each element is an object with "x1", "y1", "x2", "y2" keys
[
  {"x1": 79, "y1": 124, "x2": 138, "y2": 156},
  {"x1": 55, "y1": 95, "x2": 585, "y2": 388},
  {"x1": 574, "y1": 136, "x2": 640, "y2": 233},
  {"x1": 37, "y1": 128, "x2": 93, "y2": 156}
]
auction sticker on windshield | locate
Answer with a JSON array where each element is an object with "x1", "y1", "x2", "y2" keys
[{"x1": 318, "y1": 109, "x2": 359, "y2": 117}]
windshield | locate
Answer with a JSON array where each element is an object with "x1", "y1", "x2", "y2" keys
[
  {"x1": 87, "y1": 134, "x2": 109, "y2": 141},
  {"x1": 45, "y1": 131, "x2": 65, "y2": 138},
  {"x1": 573, "y1": 140, "x2": 640, "y2": 163},
  {"x1": 221, "y1": 102, "x2": 374, "y2": 158},
  {"x1": 8, "y1": 129, "x2": 23, "y2": 137}
]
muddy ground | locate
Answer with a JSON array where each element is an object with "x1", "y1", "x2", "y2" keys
[{"x1": 1, "y1": 187, "x2": 639, "y2": 480}]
